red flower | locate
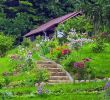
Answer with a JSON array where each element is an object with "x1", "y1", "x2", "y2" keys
[
  {"x1": 62, "y1": 49, "x2": 70, "y2": 55},
  {"x1": 83, "y1": 58, "x2": 91, "y2": 63},
  {"x1": 74, "y1": 61, "x2": 85, "y2": 69}
]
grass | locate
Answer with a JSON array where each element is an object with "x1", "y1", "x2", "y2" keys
[
  {"x1": 60, "y1": 43, "x2": 110, "y2": 78},
  {"x1": 4, "y1": 94, "x2": 103, "y2": 100},
  {"x1": 0, "y1": 42, "x2": 110, "y2": 99},
  {"x1": 0, "y1": 47, "x2": 40, "y2": 73},
  {"x1": 0, "y1": 82, "x2": 106, "y2": 100},
  {"x1": 0, "y1": 57, "x2": 10, "y2": 73}
]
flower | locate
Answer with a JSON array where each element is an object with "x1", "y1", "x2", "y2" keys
[
  {"x1": 27, "y1": 51, "x2": 32, "y2": 58},
  {"x1": 62, "y1": 49, "x2": 70, "y2": 55},
  {"x1": 74, "y1": 62, "x2": 78, "y2": 68},
  {"x1": 83, "y1": 58, "x2": 92, "y2": 63},
  {"x1": 104, "y1": 81, "x2": 110, "y2": 90},
  {"x1": 37, "y1": 87, "x2": 43, "y2": 95},
  {"x1": 56, "y1": 47, "x2": 61, "y2": 51},
  {"x1": 10, "y1": 54, "x2": 19, "y2": 60},
  {"x1": 74, "y1": 62, "x2": 85, "y2": 69}
]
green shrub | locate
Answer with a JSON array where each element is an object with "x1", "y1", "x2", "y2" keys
[
  {"x1": 92, "y1": 38, "x2": 105, "y2": 53},
  {"x1": 22, "y1": 38, "x2": 31, "y2": 47},
  {"x1": 57, "y1": 15, "x2": 93, "y2": 34},
  {"x1": 0, "y1": 33, "x2": 14, "y2": 57},
  {"x1": 36, "y1": 68, "x2": 49, "y2": 83}
]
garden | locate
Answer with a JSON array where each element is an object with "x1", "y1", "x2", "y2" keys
[{"x1": 0, "y1": 0, "x2": 110, "y2": 100}]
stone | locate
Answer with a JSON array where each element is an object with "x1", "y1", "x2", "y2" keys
[
  {"x1": 80, "y1": 80, "x2": 85, "y2": 83},
  {"x1": 86, "y1": 80, "x2": 90, "y2": 83},
  {"x1": 74, "y1": 80, "x2": 79, "y2": 83}
]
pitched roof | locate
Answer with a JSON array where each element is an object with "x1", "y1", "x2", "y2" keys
[{"x1": 25, "y1": 11, "x2": 82, "y2": 37}]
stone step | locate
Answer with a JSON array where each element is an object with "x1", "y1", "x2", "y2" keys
[
  {"x1": 49, "y1": 76, "x2": 69, "y2": 80},
  {"x1": 37, "y1": 61, "x2": 55, "y2": 64},
  {"x1": 37, "y1": 64, "x2": 57, "y2": 68},
  {"x1": 36, "y1": 60, "x2": 73, "y2": 84},
  {"x1": 50, "y1": 72, "x2": 67, "y2": 76},
  {"x1": 48, "y1": 80, "x2": 71, "y2": 83},
  {"x1": 47, "y1": 68, "x2": 62, "y2": 72}
]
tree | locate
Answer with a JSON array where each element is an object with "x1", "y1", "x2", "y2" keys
[{"x1": 75, "y1": 0, "x2": 110, "y2": 33}]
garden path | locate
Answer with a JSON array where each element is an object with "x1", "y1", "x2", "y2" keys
[{"x1": 36, "y1": 60, "x2": 73, "y2": 84}]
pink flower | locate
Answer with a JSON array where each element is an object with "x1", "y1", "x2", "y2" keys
[
  {"x1": 62, "y1": 49, "x2": 70, "y2": 55},
  {"x1": 74, "y1": 62, "x2": 85, "y2": 69},
  {"x1": 83, "y1": 58, "x2": 92, "y2": 63}
]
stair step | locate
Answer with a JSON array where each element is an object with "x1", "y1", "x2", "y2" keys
[
  {"x1": 51, "y1": 72, "x2": 67, "y2": 76},
  {"x1": 36, "y1": 60, "x2": 73, "y2": 84},
  {"x1": 47, "y1": 68, "x2": 62, "y2": 72},
  {"x1": 48, "y1": 80, "x2": 71, "y2": 83},
  {"x1": 37, "y1": 61, "x2": 55, "y2": 64},
  {"x1": 37, "y1": 64, "x2": 57, "y2": 68},
  {"x1": 49, "y1": 76, "x2": 69, "y2": 80}
]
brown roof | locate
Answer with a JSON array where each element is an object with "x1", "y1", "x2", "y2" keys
[{"x1": 25, "y1": 11, "x2": 82, "y2": 37}]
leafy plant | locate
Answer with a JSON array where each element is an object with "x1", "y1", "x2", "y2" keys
[
  {"x1": 92, "y1": 38, "x2": 105, "y2": 53},
  {"x1": 57, "y1": 16, "x2": 93, "y2": 34},
  {"x1": 22, "y1": 38, "x2": 31, "y2": 47},
  {"x1": 0, "y1": 33, "x2": 14, "y2": 57},
  {"x1": 36, "y1": 68, "x2": 49, "y2": 83}
]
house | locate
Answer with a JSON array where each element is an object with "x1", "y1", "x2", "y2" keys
[{"x1": 24, "y1": 11, "x2": 82, "y2": 40}]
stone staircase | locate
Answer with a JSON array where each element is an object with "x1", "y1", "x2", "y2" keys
[{"x1": 37, "y1": 61, "x2": 73, "y2": 84}]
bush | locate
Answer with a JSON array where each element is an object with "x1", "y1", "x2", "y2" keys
[
  {"x1": 92, "y1": 38, "x2": 105, "y2": 53},
  {"x1": 100, "y1": 32, "x2": 110, "y2": 42},
  {"x1": 57, "y1": 15, "x2": 93, "y2": 34},
  {"x1": 22, "y1": 38, "x2": 31, "y2": 47},
  {"x1": 0, "y1": 33, "x2": 14, "y2": 57},
  {"x1": 36, "y1": 68, "x2": 49, "y2": 83},
  {"x1": 9, "y1": 47, "x2": 34, "y2": 72}
]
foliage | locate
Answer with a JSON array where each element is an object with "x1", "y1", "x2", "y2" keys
[
  {"x1": 0, "y1": 13, "x2": 33, "y2": 37},
  {"x1": 48, "y1": 44, "x2": 71, "y2": 62},
  {"x1": 0, "y1": 33, "x2": 14, "y2": 57},
  {"x1": 75, "y1": 0, "x2": 110, "y2": 32},
  {"x1": 92, "y1": 38, "x2": 106, "y2": 53},
  {"x1": 9, "y1": 46, "x2": 34, "y2": 73},
  {"x1": 0, "y1": 82, "x2": 106, "y2": 99},
  {"x1": 21, "y1": 38, "x2": 31, "y2": 47},
  {"x1": 36, "y1": 68, "x2": 49, "y2": 83},
  {"x1": 57, "y1": 16, "x2": 93, "y2": 34},
  {"x1": 100, "y1": 32, "x2": 110, "y2": 42},
  {"x1": 40, "y1": 39, "x2": 59, "y2": 55},
  {"x1": 73, "y1": 58, "x2": 95, "y2": 80},
  {"x1": 0, "y1": 0, "x2": 76, "y2": 37}
]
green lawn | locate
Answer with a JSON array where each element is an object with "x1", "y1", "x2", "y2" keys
[
  {"x1": 0, "y1": 57, "x2": 10, "y2": 73},
  {"x1": 60, "y1": 43, "x2": 110, "y2": 78},
  {"x1": 0, "y1": 82, "x2": 106, "y2": 100}
]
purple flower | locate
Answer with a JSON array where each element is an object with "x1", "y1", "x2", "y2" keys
[
  {"x1": 73, "y1": 62, "x2": 85, "y2": 69},
  {"x1": 27, "y1": 52, "x2": 32, "y2": 58},
  {"x1": 104, "y1": 81, "x2": 110, "y2": 90},
  {"x1": 74, "y1": 62, "x2": 78, "y2": 68},
  {"x1": 37, "y1": 87, "x2": 43, "y2": 95},
  {"x1": 45, "y1": 89, "x2": 49, "y2": 94}
]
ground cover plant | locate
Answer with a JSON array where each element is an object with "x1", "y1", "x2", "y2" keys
[{"x1": 0, "y1": 81, "x2": 107, "y2": 100}]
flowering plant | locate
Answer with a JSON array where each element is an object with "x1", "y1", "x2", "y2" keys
[
  {"x1": 104, "y1": 81, "x2": 110, "y2": 99},
  {"x1": 73, "y1": 58, "x2": 92, "y2": 80},
  {"x1": 49, "y1": 44, "x2": 71, "y2": 61},
  {"x1": 70, "y1": 38, "x2": 93, "y2": 50},
  {"x1": 9, "y1": 46, "x2": 34, "y2": 73},
  {"x1": 62, "y1": 49, "x2": 71, "y2": 55}
]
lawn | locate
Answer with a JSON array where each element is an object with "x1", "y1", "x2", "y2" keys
[
  {"x1": 0, "y1": 82, "x2": 106, "y2": 100},
  {"x1": 55, "y1": 43, "x2": 110, "y2": 78}
]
